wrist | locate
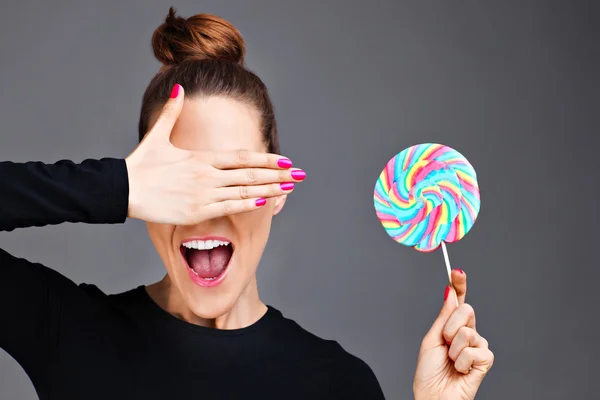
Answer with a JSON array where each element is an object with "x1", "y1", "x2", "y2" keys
[
  {"x1": 413, "y1": 386, "x2": 431, "y2": 400},
  {"x1": 414, "y1": 394, "x2": 430, "y2": 400},
  {"x1": 124, "y1": 156, "x2": 142, "y2": 220}
]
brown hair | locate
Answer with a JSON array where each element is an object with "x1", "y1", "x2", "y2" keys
[{"x1": 138, "y1": 7, "x2": 279, "y2": 154}]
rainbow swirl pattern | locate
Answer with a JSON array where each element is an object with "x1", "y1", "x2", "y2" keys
[{"x1": 374, "y1": 143, "x2": 480, "y2": 252}]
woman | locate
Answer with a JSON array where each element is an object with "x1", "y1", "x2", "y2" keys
[{"x1": 0, "y1": 8, "x2": 493, "y2": 399}]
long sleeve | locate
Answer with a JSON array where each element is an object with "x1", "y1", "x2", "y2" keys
[
  {"x1": 0, "y1": 158, "x2": 128, "y2": 231},
  {"x1": 0, "y1": 158, "x2": 129, "y2": 368}
]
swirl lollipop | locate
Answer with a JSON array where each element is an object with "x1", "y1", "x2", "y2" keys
[{"x1": 374, "y1": 143, "x2": 480, "y2": 302}]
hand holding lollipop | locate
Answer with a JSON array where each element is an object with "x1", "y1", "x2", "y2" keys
[{"x1": 373, "y1": 143, "x2": 493, "y2": 400}]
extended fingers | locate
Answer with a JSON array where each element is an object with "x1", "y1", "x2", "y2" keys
[
  {"x1": 201, "y1": 197, "x2": 270, "y2": 220},
  {"x1": 217, "y1": 167, "x2": 306, "y2": 187},
  {"x1": 210, "y1": 149, "x2": 293, "y2": 170},
  {"x1": 211, "y1": 182, "x2": 295, "y2": 202},
  {"x1": 143, "y1": 84, "x2": 184, "y2": 144},
  {"x1": 206, "y1": 150, "x2": 306, "y2": 186}
]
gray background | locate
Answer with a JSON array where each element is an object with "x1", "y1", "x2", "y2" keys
[{"x1": 0, "y1": 0, "x2": 598, "y2": 399}]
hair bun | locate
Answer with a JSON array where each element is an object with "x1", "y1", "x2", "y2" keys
[{"x1": 152, "y1": 7, "x2": 245, "y2": 67}]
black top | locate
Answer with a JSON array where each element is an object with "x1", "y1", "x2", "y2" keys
[{"x1": 0, "y1": 158, "x2": 385, "y2": 400}]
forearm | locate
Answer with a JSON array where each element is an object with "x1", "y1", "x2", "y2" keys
[{"x1": 0, "y1": 158, "x2": 129, "y2": 231}]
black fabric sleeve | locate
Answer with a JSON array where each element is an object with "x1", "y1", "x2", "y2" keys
[
  {"x1": 0, "y1": 158, "x2": 129, "y2": 365},
  {"x1": 0, "y1": 158, "x2": 128, "y2": 231},
  {"x1": 329, "y1": 343, "x2": 386, "y2": 399}
]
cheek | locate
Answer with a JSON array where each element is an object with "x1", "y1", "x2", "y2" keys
[
  {"x1": 234, "y1": 206, "x2": 274, "y2": 244},
  {"x1": 147, "y1": 223, "x2": 177, "y2": 258}
]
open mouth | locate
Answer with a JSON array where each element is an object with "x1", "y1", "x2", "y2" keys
[{"x1": 180, "y1": 238, "x2": 234, "y2": 287}]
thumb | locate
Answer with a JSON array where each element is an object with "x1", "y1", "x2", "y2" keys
[
  {"x1": 145, "y1": 84, "x2": 185, "y2": 144},
  {"x1": 421, "y1": 286, "x2": 458, "y2": 348}
]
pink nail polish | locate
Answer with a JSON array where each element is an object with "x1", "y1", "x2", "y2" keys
[
  {"x1": 255, "y1": 198, "x2": 266, "y2": 207},
  {"x1": 455, "y1": 268, "x2": 464, "y2": 274},
  {"x1": 170, "y1": 84, "x2": 181, "y2": 98},
  {"x1": 280, "y1": 182, "x2": 294, "y2": 191},
  {"x1": 291, "y1": 169, "x2": 306, "y2": 181},
  {"x1": 444, "y1": 286, "x2": 450, "y2": 301},
  {"x1": 277, "y1": 158, "x2": 292, "y2": 168}
]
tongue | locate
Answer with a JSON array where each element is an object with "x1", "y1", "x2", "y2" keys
[{"x1": 187, "y1": 247, "x2": 230, "y2": 279}]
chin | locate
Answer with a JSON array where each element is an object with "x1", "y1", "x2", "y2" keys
[{"x1": 183, "y1": 291, "x2": 239, "y2": 319}]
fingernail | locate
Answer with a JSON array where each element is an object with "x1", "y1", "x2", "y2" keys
[
  {"x1": 277, "y1": 158, "x2": 292, "y2": 168},
  {"x1": 280, "y1": 182, "x2": 294, "y2": 191},
  {"x1": 255, "y1": 198, "x2": 266, "y2": 207},
  {"x1": 446, "y1": 340, "x2": 452, "y2": 346},
  {"x1": 444, "y1": 286, "x2": 450, "y2": 301},
  {"x1": 455, "y1": 268, "x2": 464, "y2": 274},
  {"x1": 291, "y1": 169, "x2": 306, "y2": 181},
  {"x1": 170, "y1": 84, "x2": 181, "y2": 98}
]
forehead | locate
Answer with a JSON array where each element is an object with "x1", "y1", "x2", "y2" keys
[{"x1": 168, "y1": 96, "x2": 264, "y2": 152}]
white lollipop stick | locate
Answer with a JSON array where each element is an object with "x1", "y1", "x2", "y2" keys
[{"x1": 440, "y1": 242, "x2": 459, "y2": 307}]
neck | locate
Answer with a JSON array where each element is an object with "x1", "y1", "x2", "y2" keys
[{"x1": 145, "y1": 274, "x2": 267, "y2": 330}]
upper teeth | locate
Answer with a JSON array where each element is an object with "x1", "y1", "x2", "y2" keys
[{"x1": 183, "y1": 240, "x2": 230, "y2": 250}]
